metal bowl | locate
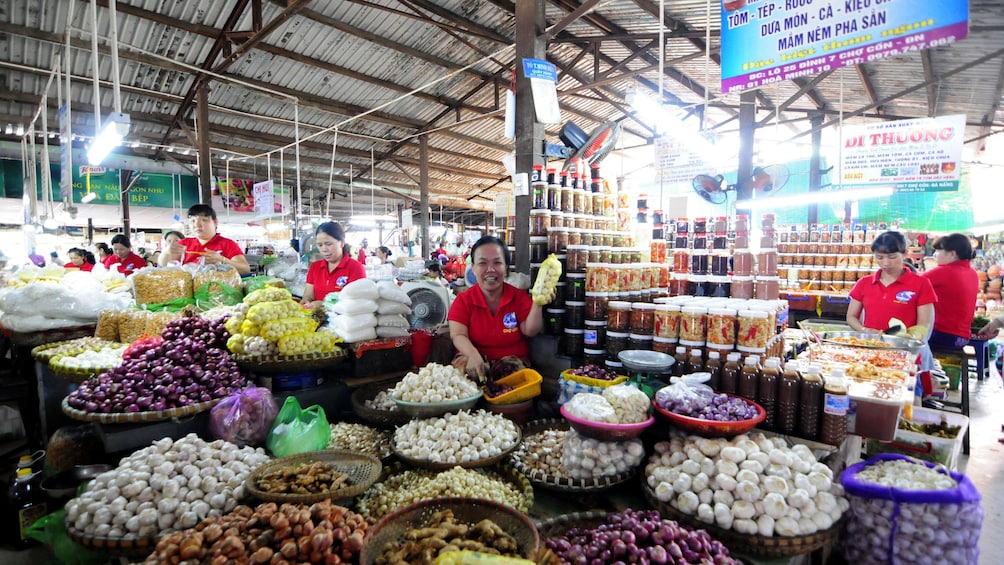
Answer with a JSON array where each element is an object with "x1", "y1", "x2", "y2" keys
[
  {"x1": 617, "y1": 350, "x2": 675, "y2": 373},
  {"x1": 41, "y1": 464, "x2": 112, "y2": 499},
  {"x1": 818, "y1": 331, "x2": 925, "y2": 355}
]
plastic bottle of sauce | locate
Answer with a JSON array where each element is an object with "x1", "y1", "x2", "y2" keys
[
  {"x1": 685, "y1": 349, "x2": 704, "y2": 375},
  {"x1": 673, "y1": 346, "x2": 689, "y2": 378},
  {"x1": 757, "y1": 357, "x2": 781, "y2": 430},
  {"x1": 738, "y1": 355, "x2": 760, "y2": 401},
  {"x1": 821, "y1": 367, "x2": 850, "y2": 447},
  {"x1": 798, "y1": 363, "x2": 825, "y2": 441},
  {"x1": 720, "y1": 352, "x2": 742, "y2": 394},
  {"x1": 7, "y1": 468, "x2": 46, "y2": 548},
  {"x1": 706, "y1": 350, "x2": 723, "y2": 390},
  {"x1": 777, "y1": 363, "x2": 802, "y2": 435}
]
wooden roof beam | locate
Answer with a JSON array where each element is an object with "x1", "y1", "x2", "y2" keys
[
  {"x1": 855, "y1": 64, "x2": 883, "y2": 114},
  {"x1": 921, "y1": 49, "x2": 938, "y2": 117}
]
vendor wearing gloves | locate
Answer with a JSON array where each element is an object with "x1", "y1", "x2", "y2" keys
[
  {"x1": 448, "y1": 236, "x2": 550, "y2": 381},
  {"x1": 159, "y1": 204, "x2": 251, "y2": 275},
  {"x1": 847, "y1": 231, "x2": 936, "y2": 338},
  {"x1": 301, "y1": 221, "x2": 366, "y2": 309},
  {"x1": 105, "y1": 234, "x2": 148, "y2": 276},
  {"x1": 922, "y1": 233, "x2": 979, "y2": 350}
]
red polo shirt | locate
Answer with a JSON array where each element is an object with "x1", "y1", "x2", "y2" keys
[
  {"x1": 849, "y1": 268, "x2": 937, "y2": 331},
  {"x1": 177, "y1": 234, "x2": 245, "y2": 265},
  {"x1": 65, "y1": 262, "x2": 94, "y2": 272},
  {"x1": 922, "y1": 260, "x2": 979, "y2": 339},
  {"x1": 101, "y1": 255, "x2": 117, "y2": 269},
  {"x1": 306, "y1": 254, "x2": 366, "y2": 301},
  {"x1": 104, "y1": 252, "x2": 147, "y2": 275},
  {"x1": 448, "y1": 283, "x2": 533, "y2": 362}
]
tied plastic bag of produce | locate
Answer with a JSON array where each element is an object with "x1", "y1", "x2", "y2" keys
[
  {"x1": 556, "y1": 374, "x2": 606, "y2": 405},
  {"x1": 209, "y1": 387, "x2": 280, "y2": 447},
  {"x1": 266, "y1": 396, "x2": 331, "y2": 457},
  {"x1": 26, "y1": 510, "x2": 107, "y2": 565},
  {"x1": 653, "y1": 377, "x2": 715, "y2": 416},
  {"x1": 194, "y1": 280, "x2": 245, "y2": 309}
]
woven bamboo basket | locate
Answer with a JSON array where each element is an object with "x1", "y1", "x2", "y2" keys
[{"x1": 246, "y1": 449, "x2": 382, "y2": 504}]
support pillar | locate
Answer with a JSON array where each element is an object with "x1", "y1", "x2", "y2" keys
[
  {"x1": 419, "y1": 135, "x2": 430, "y2": 261},
  {"x1": 197, "y1": 84, "x2": 212, "y2": 204}
]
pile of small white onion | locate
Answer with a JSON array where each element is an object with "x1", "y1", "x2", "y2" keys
[
  {"x1": 65, "y1": 434, "x2": 268, "y2": 538},
  {"x1": 393, "y1": 410, "x2": 518, "y2": 464},
  {"x1": 392, "y1": 363, "x2": 479, "y2": 402}
]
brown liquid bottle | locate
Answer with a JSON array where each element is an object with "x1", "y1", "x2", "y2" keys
[
  {"x1": 798, "y1": 363, "x2": 825, "y2": 441},
  {"x1": 820, "y1": 367, "x2": 850, "y2": 447},
  {"x1": 777, "y1": 362, "x2": 802, "y2": 435},
  {"x1": 738, "y1": 355, "x2": 760, "y2": 401},
  {"x1": 757, "y1": 357, "x2": 781, "y2": 430},
  {"x1": 720, "y1": 352, "x2": 742, "y2": 394},
  {"x1": 706, "y1": 351, "x2": 723, "y2": 390},
  {"x1": 673, "y1": 346, "x2": 689, "y2": 378},
  {"x1": 685, "y1": 349, "x2": 704, "y2": 375}
]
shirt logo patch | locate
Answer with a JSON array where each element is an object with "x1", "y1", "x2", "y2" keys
[
  {"x1": 502, "y1": 311, "x2": 518, "y2": 329},
  {"x1": 336, "y1": 275, "x2": 348, "y2": 288},
  {"x1": 894, "y1": 290, "x2": 916, "y2": 303}
]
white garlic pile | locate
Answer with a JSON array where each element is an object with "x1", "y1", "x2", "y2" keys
[
  {"x1": 365, "y1": 388, "x2": 398, "y2": 411},
  {"x1": 356, "y1": 466, "x2": 527, "y2": 520},
  {"x1": 560, "y1": 429, "x2": 645, "y2": 479},
  {"x1": 54, "y1": 345, "x2": 126, "y2": 369},
  {"x1": 602, "y1": 384, "x2": 651, "y2": 423},
  {"x1": 392, "y1": 363, "x2": 479, "y2": 402},
  {"x1": 393, "y1": 410, "x2": 518, "y2": 464},
  {"x1": 64, "y1": 434, "x2": 268, "y2": 538},
  {"x1": 510, "y1": 428, "x2": 567, "y2": 478},
  {"x1": 852, "y1": 458, "x2": 957, "y2": 490}
]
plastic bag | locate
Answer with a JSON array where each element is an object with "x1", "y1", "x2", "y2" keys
[
  {"x1": 557, "y1": 374, "x2": 606, "y2": 404},
  {"x1": 194, "y1": 281, "x2": 245, "y2": 309},
  {"x1": 376, "y1": 299, "x2": 411, "y2": 315},
  {"x1": 564, "y1": 392, "x2": 617, "y2": 423},
  {"x1": 266, "y1": 396, "x2": 331, "y2": 457},
  {"x1": 339, "y1": 278, "x2": 379, "y2": 301},
  {"x1": 653, "y1": 377, "x2": 715, "y2": 415},
  {"x1": 27, "y1": 511, "x2": 108, "y2": 565},
  {"x1": 333, "y1": 298, "x2": 379, "y2": 315},
  {"x1": 193, "y1": 264, "x2": 242, "y2": 292},
  {"x1": 243, "y1": 275, "x2": 285, "y2": 295},
  {"x1": 209, "y1": 387, "x2": 279, "y2": 447},
  {"x1": 132, "y1": 266, "x2": 193, "y2": 305}
]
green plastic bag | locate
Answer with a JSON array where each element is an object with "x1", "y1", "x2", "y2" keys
[
  {"x1": 243, "y1": 275, "x2": 285, "y2": 295},
  {"x1": 266, "y1": 396, "x2": 331, "y2": 457},
  {"x1": 27, "y1": 510, "x2": 108, "y2": 565},
  {"x1": 194, "y1": 281, "x2": 244, "y2": 310},
  {"x1": 139, "y1": 296, "x2": 197, "y2": 312}
]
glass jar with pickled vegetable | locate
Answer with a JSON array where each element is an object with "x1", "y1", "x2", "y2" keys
[
  {"x1": 585, "y1": 292, "x2": 608, "y2": 320},
  {"x1": 567, "y1": 245, "x2": 587, "y2": 273},
  {"x1": 560, "y1": 187, "x2": 574, "y2": 214},
  {"x1": 737, "y1": 309, "x2": 771, "y2": 352},
  {"x1": 608, "y1": 301, "x2": 631, "y2": 332},
  {"x1": 654, "y1": 303, "x2": 681, "y2": 340},
  {"x1": 630, "y1": 303, "x2": 656, "y2": 334},
  {"x1": 669, "y1": 273, "x2": 689, "y2": 296},
  {"x1": 679, "y1": 305, "x2": 707, "y2": 346},
  {"x1": 530, "y1": 209, "x2": 550, "y2": 236},
  {"x1": 672, "y1": 249, "x2": 690, "y2": 273},
  {"x1": 605, "y1": 331, "x2": 629, "y2": 359},
  {"x1": 706, "y1": 307, "x2": 737, "y2": 350},
  {"x1": 567, "y1": 228, "x2": 582, "y2": 247},
  {"x1": 573, "y1": 189, "x2": 587, "y2": 214}
]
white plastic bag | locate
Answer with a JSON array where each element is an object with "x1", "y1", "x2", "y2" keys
[
  {"x1": 332, "y1": 298, "x2": 379, "y2": 315},
  {"x1": 377, "y1": 281, "x2": 412, "y2": 304},
  {"x1": 377, "y1": 314, "x2": 409, "y2": 328},
  {"x1": 376, "y1": 299, "x2": 411, "y2": 315},
  {"x1": 376, "y1": 326, "x2": 409, "y2": 338},
  {"x1": 339, "y1": 278, "x2": 379, "y2": 301}
]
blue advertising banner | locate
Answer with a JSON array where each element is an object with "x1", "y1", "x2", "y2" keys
[{"x1": 720, "y1": 0, "x2": 969, "y2": 93}]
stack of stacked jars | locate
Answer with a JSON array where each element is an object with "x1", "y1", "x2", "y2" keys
[
  {"x1": 669, "y1": 215, "x2": 743, "y2": 299},
  {"x1": 754, "y1": 213, "x2": 780, "y2": 300},
  {"x1": 646, "y1": 296, "x2": 788, "y2": 363},
  {"x1": 776, "y1": 223, "x2": 878, "y2": 292}
]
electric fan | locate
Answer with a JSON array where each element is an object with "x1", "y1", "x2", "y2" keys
[
  {"x1": 549, "y1": 121, "x2": 622, "y2": 168},
  {"x1": 691, "y1": 174, "x2": 729, "y2": 204},
  {"x1": 750, "y1": 165, "x2": 790, "y2": 196},
  {"x1": 401, "y1": 281, "x2": 451, "y2": 329}
]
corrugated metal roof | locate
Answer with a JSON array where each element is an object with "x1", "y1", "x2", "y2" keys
[{"x1": 1, "y1": 0, "x2": 1002, "y2": 221}]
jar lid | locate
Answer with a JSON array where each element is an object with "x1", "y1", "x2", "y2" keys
[
  {"x1": 565, "y1": 300, "x2": 586, "y2": 306},
  {"x1": 707, "y1": 275, "x2": 732, "y2": 283},
  {"x1": 584, "y1": 348, "x2": 605, "y2": 355},
  {"x1": 585, "y1": 319, "x2": 606, "y2": 327},
  {"x1": 758, "y1": 247, "x2": 778, "y2": 253},
  {"x1": 652, "y1": 336, "x2": 677, "y2": 343},
  {"x1": 530, "y1": 236, "x2": 548, "y2": 243},
  {"x1": 545, "y1": 308, "x2": 567, "y2": 313},
  {"x1": 709, "y1": 307, "x2": 738, "y2": 315},
  {"x1": 606, "y1": 331, "x2": 630, "y2": 338},
  {"x1": 631, "y1": 303, "x2": 656, "y2": 310},
  {"x1": 732, "y1": 275, "x2": 754, "y2": 281},
  {"x1": 549, "y1": 226, "x2": 566, "y2": 232},
  {"x1": 567, "y1": 272, "x2": 586, "y2": 279},
  {"x1": 608, "y1": 300, "x2": 632, "y2": 309},
  {"x1": 556, "y1": 254, "x2": 567, "y2": 260},
  {"x1": 690, "y1": 249, "x2": 709, "y2": 255},
  {"x1": 530, "y1": 209, "x2": 550, "y2": 215},
  {"x1": 605, "y1": 360, "x2": 624, "y2": 368},
  {"x1": 755, "y1": 276, "x2": 780, "y2": 282},
  {"x1": 628, "y1": 333, "x2": 654, "y2": 341},
  {"x1": 654, "y1": 303, "x2": 681, "y2": 311},
  {"x1": 567, "y1": 244, "x2": 587, "y2": 250},
  {"x1": 564, "y1": 328, "x2": 585, "y2": 335},
  {"x1": 682, "y1": 305, "x2": 708, "y2": 314},
  {"x1": 585, "y1": 291, "x2": 609, "y2": 297},
  {"x1": 733, "y1": 248, "x2": 752, "y2": 253},
  {"x1": 738, "y1": 309, "x2": 769, "y2": 318},
  {"x1": 690, "y1": 275, "x2": 708, "y2": 282},
  {"x1": 555, "y1": 281, "x2": 567, "y2": 286}
]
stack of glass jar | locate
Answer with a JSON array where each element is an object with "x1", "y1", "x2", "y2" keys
[
  {"x1": 776, "y1": 223, "x2": 879, "y2": 292},
  {"x1": 755, "y1": 213, "x2": 779, "y2": 300},
  {"x1": 651, "y1": 295, "x2": 788, "y2": 358}
]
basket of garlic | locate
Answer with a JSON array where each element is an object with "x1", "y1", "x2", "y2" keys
[
  {"x1": 47, "y1": 341, "x2": 127, "y2": 384},
  {"x1": 642, "y1": 432, "x2": 847, "y2": 558},
  {"x1": 392, "y1": 409, "x2": 521, "y2": 470},
  {"x1": 390, "y1": 362, "x2": 483, "y2": 418}
]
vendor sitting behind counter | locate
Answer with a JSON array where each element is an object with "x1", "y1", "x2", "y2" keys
[{"x1": 447, "y1": 236, "x2": 553, "y2": 382}]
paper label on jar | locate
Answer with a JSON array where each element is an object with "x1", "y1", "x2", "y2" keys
[
  {"x1": 823, "y1": 392, "x2": 849, "y2": 415},
  {"x1": 584, "y1": 329, "x2": 598, "y2": 345}
]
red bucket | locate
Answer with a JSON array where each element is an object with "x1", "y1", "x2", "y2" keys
[{"x1": 410, "y1": 329, "x2": 434, "y2": 367}]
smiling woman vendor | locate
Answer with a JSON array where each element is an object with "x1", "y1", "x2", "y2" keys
[
  {"x1": 448, "y1": 236, "x2": 551, "y2": 381},
  {"x1": 301, "y1": 221, "x2": 366, "y2": 308}
]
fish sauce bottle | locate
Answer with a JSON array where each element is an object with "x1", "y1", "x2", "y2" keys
[
  {"x1": 673, "y1": 346, "x2": 689, "y2": 378},
  {"x1": 7, "y1": 468, "x2": 46, "y2": 548},
  {"x1": 705, "y1": 350, "x2": 723, "y2": 390},
  {"x1": 777, "y1": 362, "x2": 802, "y2": 435},
  {"x1": 685, "y1": 349, "x2": 704, "y2": 375},
  {"x1": 821, "y1": 366, "x2": 850, "y2": 447},
  {"x1": 720, "y1": 352, "x2": 742, "y2": 394},
  {"x1": 738, "y1": 355, "x2": 760, "y2": 401},
  {"x1": 757, "y1": 357, "x2": 781, "y2": 430},
  {"x1": 798, "y1": 363, "x2": 825, "y2": 441}
]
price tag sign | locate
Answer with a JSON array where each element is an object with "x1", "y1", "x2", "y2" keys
[{"x1": 522, "y1": 58, "x2": 561, "y2": 124}]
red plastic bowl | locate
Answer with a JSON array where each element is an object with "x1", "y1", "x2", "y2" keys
[
  {"x1": 559, "y1": 405, "x2": 654, "y2": 441},
  {"x1": 651, "y1": 394, "x2": 766, "y2": 438}
]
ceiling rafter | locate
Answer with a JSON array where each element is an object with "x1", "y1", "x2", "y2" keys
[
  {"x1": 975, "y1": 56, "x2": 1004, "y2": 155},
  {"x1": 920, "y1": 49, "x2": 938, "y2": 117},
  {"x1": 854, "y1": 63, "x2": 882, "y2": 114}
]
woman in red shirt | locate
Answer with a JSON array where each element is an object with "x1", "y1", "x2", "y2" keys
[
  {"x1": 448, "y1": 236, "x2": 552, "y2": 381},
  {"x1": 922, "y1": 233, "x2": 979, "y2": 350},
  {"x1": 106, "y1": 234, "x2": 148, "y2": 276},
  {"x1": 64, "y1": 248, "x2": 95, "y2": 272},
  {"x1": 302, "y1": 222, "x2": 366, "y2": 308}
]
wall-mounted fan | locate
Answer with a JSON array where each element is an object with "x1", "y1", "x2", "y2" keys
[
  {"x1": 690, "y1": 164, "x2": 791, "y2": 204},
  {"x1": 546, "y1": 121, "x2": 621, "y2": 168},
  {"x1": 401, "y1": 281, "x2": 452, "y2": 329}
]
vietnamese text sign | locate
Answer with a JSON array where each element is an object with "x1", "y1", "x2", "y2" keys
[
  {"x1": 839, "y1": 114, "x2": 965, "y2": 192},
  {"x1": 522, "y1": 58, "x2": 561, "y2": 124},
  {"x1": 720, "y1": 0, "x2": 968, "y2": 93},
  {"x1": 253, "y1": 180, "x2": 275, "y2": 218},
  {"x1": 654, "y1": 136, "x2": 712, "y2": 185}
]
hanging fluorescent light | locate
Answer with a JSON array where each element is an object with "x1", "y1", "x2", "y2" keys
[
  {"x1": 87, "y1": 112, "x2": 130, "y2": 165},
  {"x1": 735, "y1": 185, "x2": 894, "y2": 211},
  {"x1": 81, "y1": 191, "x2": 97, "y2": 203}
]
